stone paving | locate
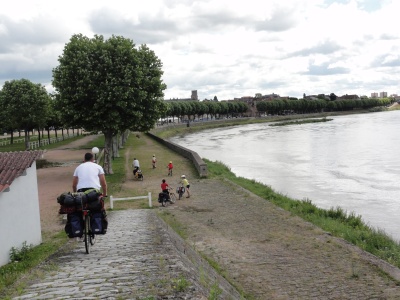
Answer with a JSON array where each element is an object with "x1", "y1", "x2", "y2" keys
[{"x1": 12, "y1": 210, "x2": 239, "y2": 300}]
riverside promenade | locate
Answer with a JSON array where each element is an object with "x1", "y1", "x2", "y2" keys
[{"x1": 8, "y1": 132, "x2": 400, "y2": 299}]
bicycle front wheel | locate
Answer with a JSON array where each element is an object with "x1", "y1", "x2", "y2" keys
[
  {"x1": 84, "y1": 215, "x2": 91, "y2": 254},
  {"x1": 170, "y1": 193, "x2": 176, "y2": 203}
]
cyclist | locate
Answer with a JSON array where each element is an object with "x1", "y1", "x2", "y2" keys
[
  {"x1": 161, "y1": 179, "x2": 169, "y2": 194},
  {"x1": 181, "y1": 175, "x2": 190, "y2": 198},
  {"x1": 72, "y1": 152, "x2": 107, "y2": 196},
  {"x1": 160, "y1": 179, "x2": 172, "y2": 206},
  {"x1": 132, "y1": 157, "x2": 140, "y2": 176}
]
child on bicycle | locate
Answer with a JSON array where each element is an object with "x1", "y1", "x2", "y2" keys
[{"x1": 161, "y1": 179, "x2": 169, "y2": 193}]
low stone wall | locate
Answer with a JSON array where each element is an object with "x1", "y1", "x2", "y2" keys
[
  {"x1": 146, "y1": 132, "x2": 208, "y2": 177},
  {"x1": 154, "y1": 213, "x2": 242, "y2": 299}
]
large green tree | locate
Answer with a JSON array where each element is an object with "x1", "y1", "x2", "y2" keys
[
  {"x1": 1, "y1": 79, "x2": 50, "y2": 149},
  {"x1": 52, "y1": 34, "x2": 167, "y2": 174}
]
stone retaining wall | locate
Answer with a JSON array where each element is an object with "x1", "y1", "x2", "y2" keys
[
  {"x1": 146, "y1": 132, "x2": 208, "y2": 177},
  {"x1": 154, "y1": 213, "x2": 243, "y2": 299}
]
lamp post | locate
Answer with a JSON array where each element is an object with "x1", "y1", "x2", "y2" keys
[{"x1": 92, "y1": 147, "x2": 99, "y2": 163}]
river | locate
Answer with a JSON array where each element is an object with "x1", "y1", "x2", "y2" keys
[{"x1": 170, "y1": 111, "x2": 400, "y2": 242}]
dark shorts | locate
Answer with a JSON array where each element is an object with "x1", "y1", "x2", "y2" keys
[{"x1": 186, "y1": 185, "x2": 190, "y2": 189}]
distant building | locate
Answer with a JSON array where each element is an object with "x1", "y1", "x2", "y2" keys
[
  {"x1": 371, "y1": 92, "x2": 378, "y2": 98},
  {"x1": 165, "y1": 90, "x2": 199, "y2": 101},
  {"x1": 380, "y1": 92, "x2": 387, "y2": 98},
  {"x1": 191, "y1": 90, "x2": 198, "y2": 100}
]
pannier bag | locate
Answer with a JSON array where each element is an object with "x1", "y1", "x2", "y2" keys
[
  {"x1": 57, "y1": 192, "x2": 86, "y2": 206},
  {"x1": 158, "y1": 192, "x2": 168, "y2": 203},
  {"x1": 86, "y1": 197, "x2": 105, "y2": 211},
  {"x1": 84, "y1": 188, "x2": 101, "y2": 203},
  {"x1": 91, "y1": 212, "x2": 103, "y2": 234},
  {"x1": 65, "y1": 212, "x2": 83, "y2": 238},
  {"x1": 91, "y1": 210, "x2": 108, "y2": 234},
  {"x1": 57, "y1": 190, "x2": 101, "y2": 206}
]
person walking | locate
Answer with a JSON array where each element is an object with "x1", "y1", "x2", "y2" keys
[
  {"x1": 181, "y1": 175, "x2": 190, "y2": 198},
  {"x1": 132, "y1": 157, "x2": 140, "y2": 176},
  {"x1": 72, "y1": 152, "x2": 107, "y2": 196},
  {"x1": 167, "y1": 161, "x2": 173, "y2": 176},
  {"x1": 152, "y1": 155, "x2": 157, "y2": 169}
]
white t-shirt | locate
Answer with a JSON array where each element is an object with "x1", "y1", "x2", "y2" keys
[
  {"x1": 73, "y1": 162, "x2": 105, "y2": 190},
  {"x1": 132, "y1": 159, "x2": 140, "y2": 168}
]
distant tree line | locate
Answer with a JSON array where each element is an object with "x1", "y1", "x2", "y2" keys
[
  {"x1": 256, "y1": 98, "x2": 392, "y2": 115},
  {"x1": 161, "y1": 100, "x2": 249, "y2": 122}
]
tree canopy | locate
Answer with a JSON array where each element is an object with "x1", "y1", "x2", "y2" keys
[
  {"x1": 0, "y1": 79, "x2": 50, "y2": 149},
  {"x1": 52, "y1": 34, "x2": 167, "y2": 174}
]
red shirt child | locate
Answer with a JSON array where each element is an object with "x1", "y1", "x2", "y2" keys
[{"x1": 161, "y1": 179, "x2": 169, "y2": 192}]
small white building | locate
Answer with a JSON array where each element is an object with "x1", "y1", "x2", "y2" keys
[{"x1": 0, "y1": 151, "x2": 43, "y2": 267}]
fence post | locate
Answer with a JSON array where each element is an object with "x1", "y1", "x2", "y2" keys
[
  {"x1": 110, "y1": 195, "x2": 114, "y2": 209},
  {"x1": 148, "y1": 192, "x2": 152, "y2": 208}
]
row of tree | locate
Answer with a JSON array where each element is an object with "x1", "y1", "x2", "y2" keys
[
  {"x1": 162, "y1": 100, "x2": 249, "y2": 121},
  {"x1": 256, "y1": 98, "x2": 392, "y2": 115}
]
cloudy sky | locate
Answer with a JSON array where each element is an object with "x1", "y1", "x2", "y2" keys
[{"x1": 1, "y1": 0, "x2": 399, "y2": 100}]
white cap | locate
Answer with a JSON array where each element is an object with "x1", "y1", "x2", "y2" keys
[{"x1": 181, "y1": 175, "x2": 186, "y2": 178}]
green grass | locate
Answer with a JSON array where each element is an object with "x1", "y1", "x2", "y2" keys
[
  {"x1": 0, "y1": 232, "x2": 68, "y2": 298},
  {"x1": 205, "y1": 159, "x2": 400, "y2": 269}
]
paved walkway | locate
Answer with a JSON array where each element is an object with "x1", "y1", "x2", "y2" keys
[{"x1": 12, "y1": 210, "x2": 238, "y2": 300}]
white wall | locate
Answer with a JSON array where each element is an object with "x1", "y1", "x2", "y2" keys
[{"x1": 0, "y1": 161, "x2": 42, "y2": 266}]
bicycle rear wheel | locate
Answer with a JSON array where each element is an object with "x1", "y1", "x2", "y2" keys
[{"x1": 84, "y1": 215, "x2": 91, "y2": 254}]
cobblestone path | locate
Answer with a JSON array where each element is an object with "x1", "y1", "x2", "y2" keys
[{"x1": 12, "y1": 210, "x2": 228, "y2": 300}]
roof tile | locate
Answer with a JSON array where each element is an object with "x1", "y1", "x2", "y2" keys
[{"x1": 0, "y1": 151, "x2": 44, "y2": 193}]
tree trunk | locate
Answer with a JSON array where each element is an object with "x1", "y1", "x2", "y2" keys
[
  {"x1": 122, "y1": 130, "x2": 129, "y2": 145},
  {"x1": 24, "y1": 128, "x2": 30, "y2": 150},
  {"x1": 112, "y1": 134, "x2": 119, "y2": 158},
  {"x1": 38, "y1": 128, "x2": 41, "y2": 148},
  {"x1": 118, "y1": 134, "x2": 123, "y2": 149},
  {"x1": 47, "y1": 128, "x2": 51, "y2": 143},
  {"x1": 103, "y1": 131, "x2": 114, "y2": 174}
]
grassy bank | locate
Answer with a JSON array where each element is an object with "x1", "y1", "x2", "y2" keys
[{"x1": 205, "y1": 160, "x2": 400, "y2": 268}]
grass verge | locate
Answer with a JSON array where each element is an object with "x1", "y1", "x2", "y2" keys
[{"x1": 0, "y1": 232, "x2": 68, "y2": 299}]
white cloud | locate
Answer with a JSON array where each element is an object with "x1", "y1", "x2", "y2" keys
[{"x1": 0, "y1": 0, "x2": 399, "y2": 100}]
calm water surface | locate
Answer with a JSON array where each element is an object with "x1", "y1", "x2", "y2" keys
[{"x1": 170, "y1": 111, "x2": 400, "y2": 241}]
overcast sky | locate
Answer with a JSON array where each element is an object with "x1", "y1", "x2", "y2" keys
[{"x1": 1, "y1": 0, "x2": 399, "y2": 100}]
